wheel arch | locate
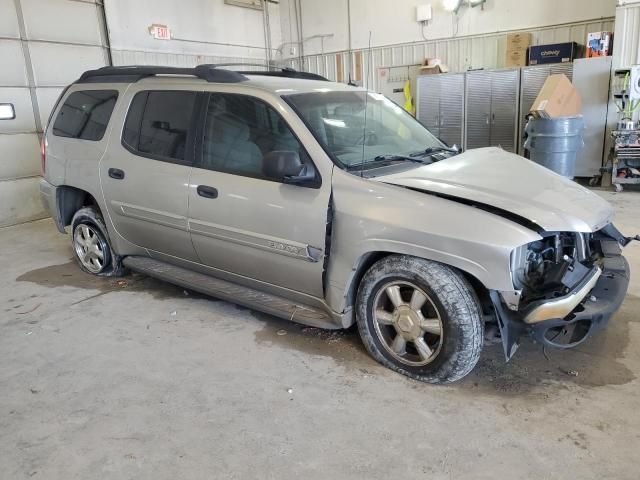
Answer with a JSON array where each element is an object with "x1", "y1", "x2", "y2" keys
[
  {"x1": 342, "y1": 250, "x2": 493, "y2": 326},
  {"x1": 55, "y1": 186, "x2": 101, "y2": 232}
]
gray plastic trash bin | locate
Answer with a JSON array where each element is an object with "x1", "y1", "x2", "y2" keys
[{"x1": 524, "y1": 116, "x2": 585, "y2": 178}]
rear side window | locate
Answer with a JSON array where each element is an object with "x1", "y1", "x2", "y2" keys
[
  {"x1": 52, "y1": 90, "x2": 118, "y2": 141},
  {"x1": 122, "y1": 91, "x2": 196, "y2": 162}
]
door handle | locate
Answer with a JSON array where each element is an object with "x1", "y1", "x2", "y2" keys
[
  {"x1": 108, "y1": 168, "x2": 125, "y2": 180},
  {"x1": 197, "y1": 185, "x2": 218, "y2": 199}
]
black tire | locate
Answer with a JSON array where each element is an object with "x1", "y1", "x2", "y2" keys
[
  {"x1": 356, "y1": 255, "x2": 483, "y2": 384},
  {"x1": 70, "y1": 206, "x2": 126, "y2": 277}
]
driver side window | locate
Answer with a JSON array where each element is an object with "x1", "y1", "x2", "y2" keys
[{"x1": 200, "y1": 93, "x2": 311, "y2": 182}]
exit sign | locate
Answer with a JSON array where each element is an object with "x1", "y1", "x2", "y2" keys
[{"x1": 148, "y1": 24, "x2": 171, "y2": 40}]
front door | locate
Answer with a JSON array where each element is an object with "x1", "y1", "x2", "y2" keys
[
  {"x1": 100, "y1": 89, "x2": 201, "y2": 261},
  {"x1": 188, "y1": 92, "x2": 331, "y2": 296}
]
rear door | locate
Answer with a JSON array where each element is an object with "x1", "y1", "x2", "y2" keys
[
  {"x1": 187, "y1": 92, "x2": 331, "y2": 296},
  {"x1": 100, "y1": 88, "x2": 201, "y2": 261}
]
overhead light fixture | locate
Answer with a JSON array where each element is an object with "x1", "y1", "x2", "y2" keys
[
  {"x1": 442, "y1": 0, "x2": 462, "y2": 12},
  {"x1": 442, "y1": 0, "x2": 486, "y2": 12}
]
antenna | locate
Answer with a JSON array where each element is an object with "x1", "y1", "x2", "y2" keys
[{"x1": 360, "y1": 31, "x2": 372, "y2": 178}]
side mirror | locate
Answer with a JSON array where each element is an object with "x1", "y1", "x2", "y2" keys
[
  {"x1": 263, "y1": 150, "x2": 317, "y2": 186},
  {"x1": 0, "y1": 103, "x2": 15, "y2": 120}
]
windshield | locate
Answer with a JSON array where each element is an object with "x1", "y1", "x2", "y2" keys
[{"x1": 284, "y1": 90, "x2": 444, "y2": 169}]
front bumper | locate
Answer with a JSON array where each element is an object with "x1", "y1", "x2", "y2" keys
[{"x1": 490, "y1": 253, "x2": 630, "y2": 359}]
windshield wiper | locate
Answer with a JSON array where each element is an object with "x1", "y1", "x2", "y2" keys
[
  {"x1": 409, "y1": 146, "x2": 459, "y2": 158},
  {"x1": 346, "y1": 154, "x2": 429, "y2": 171}
]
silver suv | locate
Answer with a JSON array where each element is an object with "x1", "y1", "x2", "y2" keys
[{"x1": 39, "y1": 64, "x2": 632, "y2": 383}]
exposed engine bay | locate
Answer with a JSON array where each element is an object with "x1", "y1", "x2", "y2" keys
[{"x1": 512, "y1": 231, "x2": 599, "y2": 306}]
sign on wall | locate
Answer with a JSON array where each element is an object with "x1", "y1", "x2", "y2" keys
[{"x1": 148, "y1": 24, "x2": 172, "y2": 40}]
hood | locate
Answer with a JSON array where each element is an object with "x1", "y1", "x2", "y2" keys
[{"x1": 374, "y1": 147, "x2": 613, "y2": 233}]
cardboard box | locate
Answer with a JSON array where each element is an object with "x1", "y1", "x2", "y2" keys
[
  {"x1": 529, "y1": 42, "x2": 579, "y2": 65},
  {"x1": 506, "y1": 32, "x2": 532, "y2": 51},
  {"x1": 586, "y1": 31, "x2": 613, "y2": 57},
  {"x1": 530, "y1": 74, "x2": 582, "y2": 118},
  {"x1": 419, "y1": 64, "x2": 449, "y2": 75},
  {"x1": 505, "y1": 49, "x2": 527, "y2": 67}
]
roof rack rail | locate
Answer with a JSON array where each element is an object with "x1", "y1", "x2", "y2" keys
[
  {"x1": 214, "y1": 63, "x2": 329, "y2": 81},
  {"x1": 76, "y1": 64, "x2": 328, "y2": 84},
  {"x1": 77, "y1": 65, "x2": 248, "y2": 84}
]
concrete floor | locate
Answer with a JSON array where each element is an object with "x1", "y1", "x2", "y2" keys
[{"x1": 1, "y1": 190, "x2": 639, "y2": 479}]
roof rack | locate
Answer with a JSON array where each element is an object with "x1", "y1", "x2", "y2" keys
[{"x1": 77, "y1": 64, "x2": 328, "y2": 84}]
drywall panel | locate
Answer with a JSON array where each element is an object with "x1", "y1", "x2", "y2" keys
[{"x1": 36, "y1": 87, "x2": 65, "y2": 129}]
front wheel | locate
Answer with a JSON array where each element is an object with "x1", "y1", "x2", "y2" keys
[{"x1": 356, "y1": 255, "x2": 483, "y2": 384}]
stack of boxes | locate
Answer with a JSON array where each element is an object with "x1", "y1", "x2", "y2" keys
[{"x1": 505, "y1": 32, "x2": 532, "y2": 68}]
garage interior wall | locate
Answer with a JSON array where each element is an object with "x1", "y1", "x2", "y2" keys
[
  {"x1": 277, "y1": 0, "x2": 616, "y2": 88},
  {"x1": 0, "y1": 0, "x2": 109, "y2": 227},
  {"x1": 104, "y1": 0, "x2": 281, "y2": 67}
]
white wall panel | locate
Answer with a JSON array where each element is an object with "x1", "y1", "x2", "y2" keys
[
  {"x1": 21, "y1": 0, "x2": 102, "y2": 44},
  {"x1": 35, "y1": 87, "x2": 64, "y2": 129},
  {"x1": 29, "y1": 43, "x2": 105, "y2": 87},
  {"x1": 0, "y1": 176, "x2": 47, "y2": 227},
  {"x1": 0, "y1": 88, "x2": 35, "y2": 133},
  {"x1": 288, "y1": 0, "x2": 616, "y2": 56},
  {"x1": 0, "y1": 133, "x2": 40, "y2": 180},
  {"x1": 0, "y1": 0, "x2": 20, "y2": 37},
  {"x1": 0, "y1": 40, "x2": 28, "y2": 86},
  {"x1": 105, "y1": 0, "x2": 279, "y2": 63}
]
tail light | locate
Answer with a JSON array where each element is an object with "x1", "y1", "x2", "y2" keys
[{"x1": 40, "y1": 138, "x2": 46, "y2": 175}]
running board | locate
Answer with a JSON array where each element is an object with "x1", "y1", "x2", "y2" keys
[{"x1": 122, "y1": 256, "x2": 339, "y2": 329}]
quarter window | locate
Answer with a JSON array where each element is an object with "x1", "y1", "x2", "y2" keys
[
  {"x1": 122, "y1": 91, "x2": 197, "y2": 162},
  {"x1": 52, "y1": 90, "x2": 118, "y2": 141},
  {"x1": 200, "y1": 93, "x2": 311, "y2": 181}
]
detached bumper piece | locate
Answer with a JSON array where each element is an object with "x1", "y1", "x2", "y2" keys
[{"x1": 490, "y1": 253, "x2": 630, "y2": 360}]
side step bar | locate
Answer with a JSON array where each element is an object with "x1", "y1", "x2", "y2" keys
[{"x1": 122, "y1": 256, "x2": 339, "y2": 329}]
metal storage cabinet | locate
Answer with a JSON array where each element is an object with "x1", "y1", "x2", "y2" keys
[
  {"x1": 416, "y1": 73, "x2": 465, "y2": 148},
  {"x1": 464, "y1": 68, "x2": 520, "y2": 153},
  {"x1": 518, "y1": 63, "x2": 573, "y2": 154}
]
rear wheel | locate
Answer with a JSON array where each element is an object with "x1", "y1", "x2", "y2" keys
[
  {"x1": 71, "y1": 206, "x2": 125, "y2": 276},
  {"x1": 356, "y1": 255, "x2": 483, "y2": 384}
]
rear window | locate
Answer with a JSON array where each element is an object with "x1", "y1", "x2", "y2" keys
[
  {"x1": 52, "y1": 90, "x2": 118, "y2": 141},
  {"x1": 122, "y1": 90, "x2": 197, "y2": 162}
]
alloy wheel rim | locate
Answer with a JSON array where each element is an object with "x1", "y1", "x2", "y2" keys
[
  {"x1": 372, "y1": 281, "x2": 443, "y2": 366},
  {"x1": 73, "y1": 224, "x2": 105, "y2": 273}
]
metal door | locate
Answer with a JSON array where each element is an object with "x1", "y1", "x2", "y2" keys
[
  {"x1": 572, "y1": 57, "x2": 612, "y2": 177},
  {"x1": 518, "y1": 63, "x2": 573, "y2": 154},
  {"x1": 464, "y1": 71, "x2": 491, "y2": 150},
  {"x1": 438, "y1": 73, "x2": 465, "y2": 148},
  {"x1": 489, "y1": 69, "x2": 520, "y2": 153},
  {"x1": 416, "y1": 75, "x2": 441, "y2": 138}
]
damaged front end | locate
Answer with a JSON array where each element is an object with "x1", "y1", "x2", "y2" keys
[{"x1": 491, "y1": 224, "x2": 633, "y2": 360}]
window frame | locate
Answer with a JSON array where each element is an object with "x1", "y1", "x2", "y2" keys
[
  {"x1": 194, "y1": 91, "x2": 322, "y2": 189},
  {"x1": 120, "y1": 89, "x2": 205, "y2": 166},
  {"x1": 51, "y1": 89, "x2": 119, "y2": 142}
]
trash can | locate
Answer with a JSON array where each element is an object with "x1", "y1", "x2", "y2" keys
[{"x1": 524, "y1": 115, "x2": 584, "y2": 178}]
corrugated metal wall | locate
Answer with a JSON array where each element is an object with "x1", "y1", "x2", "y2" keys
[
  {"x1": 0, "y1": 0, "x2": 109, "y2": 227},
  {"x1": 286, "y1": 17, "x2": 615, "y2": 90}
]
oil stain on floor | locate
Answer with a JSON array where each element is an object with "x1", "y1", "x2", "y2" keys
[
  {"x1": 16, "y1": 261, "x2": 637, "y2": 394},
  {"x1": 254, "y1": 298, "x2": 638, "y2": 395}
]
